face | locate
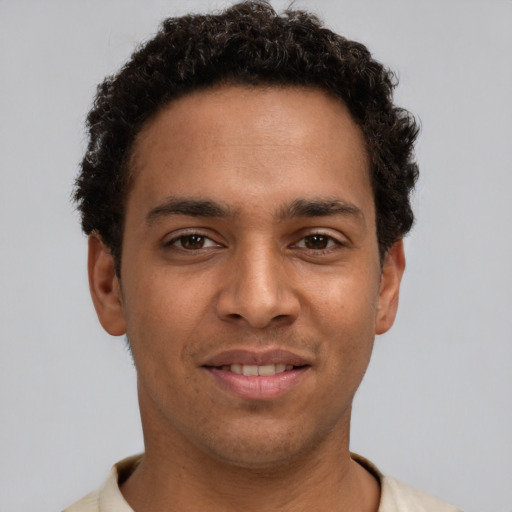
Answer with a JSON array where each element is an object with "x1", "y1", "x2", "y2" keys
[{"x1": 89, "y1": 85, "x2": 404, "y2": 469}]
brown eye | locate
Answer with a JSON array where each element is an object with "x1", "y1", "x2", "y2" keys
[
  {"x1": 178, "y1": 234, "x2": 206, "y2": 250},
  {"x1": 303, "y1": 235, "x2": 330, "y2": 250},
  {"x1": 165, "y1": 232, "x2": 221, "y2": 252}
]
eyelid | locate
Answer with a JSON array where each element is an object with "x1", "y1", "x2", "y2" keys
[
  {"x1": 292, "y1": 229, "x2": 348, "y2": 247},
  {"x1": 294, "y1": 235, "x2": 340, "y2": 249},
  {"x1": 162, "y1": 228, "x2": 224, "y2": 248}
]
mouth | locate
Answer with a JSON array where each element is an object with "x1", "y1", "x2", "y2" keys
[
  {"x1": 206, "y1": 363, "x2": 305, "y2": 376},
  {"x1": 201, "y1": 349, "x2": 311, "y2": 400}
]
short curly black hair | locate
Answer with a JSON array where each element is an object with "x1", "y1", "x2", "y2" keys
[{"x1": 74, "y1": 0, "x2": 419, "y2": 273}]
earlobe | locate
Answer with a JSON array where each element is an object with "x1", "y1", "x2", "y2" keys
[
  {"x1": 88, "y1": 233, "x2": 126, "y2": 336},
  {"x1": 375, "y1": 239, "x2": 406, "y2": 335}
]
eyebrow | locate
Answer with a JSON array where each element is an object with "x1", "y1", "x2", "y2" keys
[
  {"x1": 279, "y1": 198, "x2": 364, "y2": 221},
  {"x1": 146, "y1": 197, "x2": 231, "y2": 225},
  {"x1": 145, "y1": 196, "x2": 364, "y2": 226}
]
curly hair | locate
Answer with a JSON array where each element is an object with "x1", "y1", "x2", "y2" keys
[{"x1": 74, "y1": 0, "x2": 419, "y2": 273}]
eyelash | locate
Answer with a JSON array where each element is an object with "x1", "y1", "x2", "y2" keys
[
  {"x1": 293, "y1": 233, "x2": 343, "y2": 253},
  {"x1": 165, "y1": 232, "x2": 220, "y2": 251}
]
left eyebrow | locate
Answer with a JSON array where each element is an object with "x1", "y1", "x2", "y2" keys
[{"x1": 279, "y1": 198, "x2": 364, "y2": 222}]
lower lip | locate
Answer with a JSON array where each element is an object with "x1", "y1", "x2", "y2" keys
[{"x1": 205, "y1": 367, "x2": 309, "y2": 400}]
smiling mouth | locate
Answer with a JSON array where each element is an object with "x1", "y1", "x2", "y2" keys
[
  {"x1": 201, "y1": 348, "x2": 311, "y2": 399},
  {"x1": 207, "y1": 363, "x2": 306, "y2": 376}
]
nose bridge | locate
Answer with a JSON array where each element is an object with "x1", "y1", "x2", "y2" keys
[
  {"x1": 217, "y1": 236, "x2": 299, "y2": 328},
  {"x1": 241, "y1": 241, "x2": 281, "y2": 304}
]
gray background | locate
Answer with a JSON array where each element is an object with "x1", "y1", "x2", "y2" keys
[{"x1": 1, "y1": 1, "x2": 511, "y2": 511}]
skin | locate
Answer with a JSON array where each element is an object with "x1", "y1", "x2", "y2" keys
[{"x1": 89, "y1": 85, "x2": 405, "y2": 511}]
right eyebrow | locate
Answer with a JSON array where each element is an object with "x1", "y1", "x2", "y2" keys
[{"x1": 145, "y1": 197, "x2": 232, "y2": 226}]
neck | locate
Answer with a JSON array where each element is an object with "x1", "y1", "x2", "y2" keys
[{"x1": 121, "y1": 412, "x2": 380, "y2": 512}]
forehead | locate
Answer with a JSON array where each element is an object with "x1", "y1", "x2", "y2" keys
[{"x1": 127, "y1": 85, "x2": 373, "y2": 223}]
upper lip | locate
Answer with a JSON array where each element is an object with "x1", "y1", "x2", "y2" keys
[{"x1": 202, "y1": 348, "x2": 311, "y2": 367}]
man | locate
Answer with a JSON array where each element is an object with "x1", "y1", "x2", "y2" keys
[{"x1": 66, "y1": 2, "x2": 461, "y2": 511}]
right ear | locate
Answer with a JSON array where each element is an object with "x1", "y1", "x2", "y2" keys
[{"x1": 88, "y1": 233, "x2": 126, "y2": 336}]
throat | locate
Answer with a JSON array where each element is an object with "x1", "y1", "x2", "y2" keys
[{"x1": 120, "y1": 446, "x2": 376, "y2": 512}]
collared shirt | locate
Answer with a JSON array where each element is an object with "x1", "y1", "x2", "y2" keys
[{"x1": 63, "y1": 454, "x2": 462, "y2": 512}]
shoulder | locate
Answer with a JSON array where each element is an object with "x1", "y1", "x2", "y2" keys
[
  {"x1": 351, "y1": 453, "x2": 462, "y2": 512},
  {"x1": 380, "y1": 474, "x2": 462, "y2": 512},
  {"x1": 62, "y1": 490, "x2": 100, "y2": 512},
  {"x1": 62, "y1": 454, "x2": 142, "y2": 512}
]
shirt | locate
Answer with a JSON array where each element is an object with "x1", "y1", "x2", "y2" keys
[{"x1": 63, "y1": 453, "x2": 462, "y2": 512}]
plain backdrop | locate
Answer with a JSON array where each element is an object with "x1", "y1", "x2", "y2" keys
[{"x1": 1, "y1": 1, "x2": 511, "y2": 511}]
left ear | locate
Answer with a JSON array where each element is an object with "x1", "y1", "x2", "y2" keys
[{"x1": 375, "y1": 239, "x2": 406, "y2": 335}]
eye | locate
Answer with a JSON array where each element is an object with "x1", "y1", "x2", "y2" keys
[
  {"x1": 168, "y1": 233, "x2": 219, "y2": 250},
  {"x1": 295, "y1": 234, "x2": 340, "y2": 250}
]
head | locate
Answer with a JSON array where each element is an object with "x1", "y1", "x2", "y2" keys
[
  {"x1": 79, "y1": 1, "x2": 418, "y2": 472},
  {"x1": 74, "y1": 0, "x2": 418, "y2": 274}
]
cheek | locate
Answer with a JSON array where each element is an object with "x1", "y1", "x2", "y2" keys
[
  {"x1": 307, "y1": 270, "x2": 380, "y2": 369},
  {"x1": 307, "y1": 266, "x2": 380, "y2": 328},
  {"x1": 121, "y1": 264, "x2": 222, "y2": 381}
]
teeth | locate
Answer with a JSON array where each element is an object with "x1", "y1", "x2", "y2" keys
[
  {"x1": 222, "y1": 363, "x2": 293, "y2": 376},
  {"x1": 242, "y1": 365, "x2": 259, "y2": 376},
  {"x1": 230, "y1": 364, "x2": 243, "y2": 375},
  {"x1": 258, "y1": 364, "x2": 276, "y2": 376}
]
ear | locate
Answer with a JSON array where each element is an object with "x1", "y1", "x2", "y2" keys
[
  {"x1": 375, "y1": 239, "x2": 406, "y2": 335},
  {"x1": 88, "y1": 233, "x2": 126, "y2": 336}
]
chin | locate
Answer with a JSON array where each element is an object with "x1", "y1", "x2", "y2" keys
[{"x1": 196, "y1": 418, "x2": 331, "y2": 471}]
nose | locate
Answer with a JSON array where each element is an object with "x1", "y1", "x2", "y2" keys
[{"x1": 215, "y1": 243, "x2": 300, "y2": 329}]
